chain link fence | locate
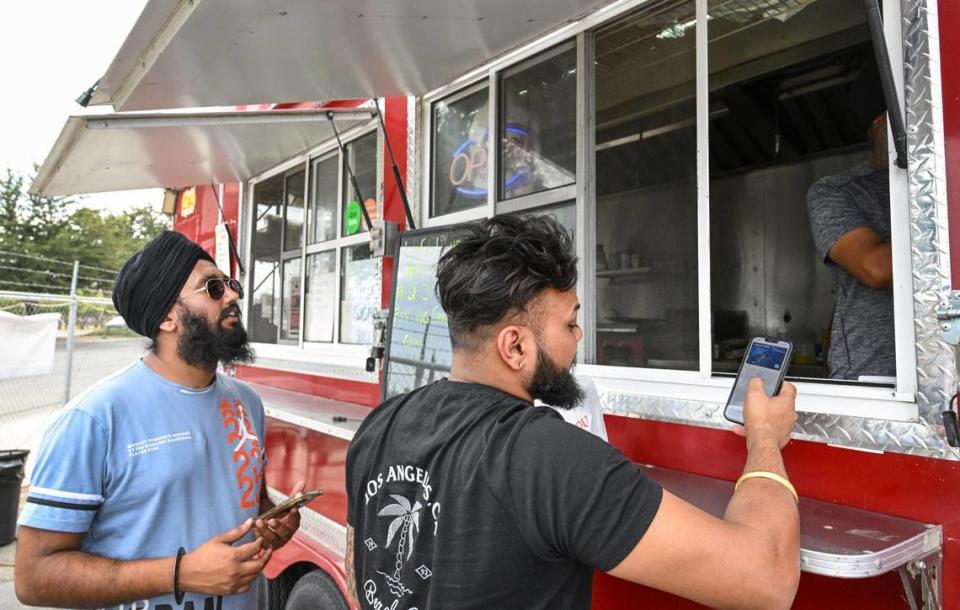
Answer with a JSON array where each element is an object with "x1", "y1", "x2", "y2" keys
[{"x1": 0, "y1": 291, "x2": 147, "y2": 469}]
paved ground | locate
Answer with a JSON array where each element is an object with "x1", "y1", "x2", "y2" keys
[
  {"x1": 0, "y1": 338, "x2": 147, "y2": 478},
  {"x1": 0, "y1": 337, "x2": 147, "y2": 417},
  {"x1": 0, "y1": 486, "x2": 50, "y2": 610},
  {"x1": 0, "y1": 536, "x2": 22, "y2": 610}
]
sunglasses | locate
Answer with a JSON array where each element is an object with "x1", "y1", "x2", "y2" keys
[{"x1": 190, "y1": 277, "x2": 244, "y2": 301}]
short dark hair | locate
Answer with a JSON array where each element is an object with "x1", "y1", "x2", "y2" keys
[{"x1": 436, "y1": 214, "x2": 578, "y2": 350}]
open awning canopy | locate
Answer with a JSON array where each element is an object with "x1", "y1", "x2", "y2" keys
[
  {"x1": 91, "y1": 0, "x2": 611, "y2": 111},
  {"x1": 31, "y1": 108, "x2": 372, "y2": 196}
]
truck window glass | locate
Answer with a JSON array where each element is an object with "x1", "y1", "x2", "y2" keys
[
  {"x1": 593, "y1": 1, "x2": 700, "y2": 371},
  {"x1": 310, "y1": 155, "x2": 338, "y2": 244},
  {"x1": 499, "y1": 42, "x2": 577, "y2": 201},
  {"x1": 340, "y1": 243, "x2": 378, "y2": 344},
  {"x1": 304, "y1": 250, "x2": 336, "y2": 343},
  {"x1": 343, "y1": 132, "x2": 378, "y2": 236},
  {"x1": 250, "y1": 173, "x2": 285, "y2": 343},
  {"x1": 432, "y1": 88, "x2": 490, "y2": 217},
  {"x1": 707, "y1": 0, "x2": 895, "y2": 384}
]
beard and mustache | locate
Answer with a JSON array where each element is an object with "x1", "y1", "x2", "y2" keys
[
  {"x1": 176, "y1": 303, "x2": 255, "y2": 370},
  {"x1": 525, "y1": 336, "x2": 584, "y2": 410}
]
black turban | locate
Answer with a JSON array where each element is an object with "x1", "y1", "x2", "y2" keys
[
  {"x1": 112, "y1": 230, "x2": 215, "y2": 338},
  {"x1": 849, "y1": 57, "x2": 887, "y2": 134}
]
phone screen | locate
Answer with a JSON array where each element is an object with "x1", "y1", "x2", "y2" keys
[{"x1": 725, "y1": 339, "x2": 791, "y2": 424}]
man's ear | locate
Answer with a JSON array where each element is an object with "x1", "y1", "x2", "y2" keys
[
  {"x1": 156, "y1": 307, "x2": 178, "y2": 334},
  {"x1": 495, "y1": 324, "x2": 535, "y2": 372}
]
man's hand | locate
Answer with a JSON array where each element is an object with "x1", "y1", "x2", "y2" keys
[
  {"x1": 179, "y1": 519, "x2": 272, "y2": 596},
  {"x1": 735, "y1": 377, "x2": 797, "y2": 449},
  {"x1": 255, "y1": 481, "x2": 305, "y2": 550}
]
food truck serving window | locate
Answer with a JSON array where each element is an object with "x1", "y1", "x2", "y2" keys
[
  {"x1": 420, "y1": 0, "x2": 915, "y2": 418},
  {"x1": 431, "y1": 86, "x2": 490, "y2": 218},
  {"x1": 246, "y1": 127, "x2": 382, "y2": 359}
]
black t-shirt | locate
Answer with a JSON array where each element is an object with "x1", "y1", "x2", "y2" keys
[{"x1": 346, "y1": 380, "x2": 663, "y2": 610}]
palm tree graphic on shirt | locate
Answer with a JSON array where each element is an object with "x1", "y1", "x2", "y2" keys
[{"x1": 376, "y1": 494, "x2": 423, "y2": 598}]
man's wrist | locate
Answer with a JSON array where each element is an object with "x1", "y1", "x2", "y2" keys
[
  {"x1": 176, "y1": 551, "x2": 194, "y2": 593},
  {"x1": 745, "y1": 433, "x2": 781, "y2": 454}
]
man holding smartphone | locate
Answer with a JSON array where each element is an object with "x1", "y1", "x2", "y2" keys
[
  {"x1": 346, "y1": 215, "x2": 800, "y2": 610},
  {"x1": 15, "y1": 231, "x2": 301, "y2": 610}
]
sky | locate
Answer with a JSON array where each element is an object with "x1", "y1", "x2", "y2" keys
[{"x1": 0, "y1": 1, "x2": 160, "y2": 213}]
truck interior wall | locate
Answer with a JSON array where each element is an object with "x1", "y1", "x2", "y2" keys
[
  {"x1": 596, "y1": 149, "x2": 863, "y2": 367},
  {"x1": 710, "y1": 150, "x2": 867, "y2": 352}
]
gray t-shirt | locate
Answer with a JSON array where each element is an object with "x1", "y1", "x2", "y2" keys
[{"x1": 806, "y1": 162, "x2": 895, "y2": 380}]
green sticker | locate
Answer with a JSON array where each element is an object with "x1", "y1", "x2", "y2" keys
[{"x1": 345, "y1": 200, "x2": 363, "y2": 235}]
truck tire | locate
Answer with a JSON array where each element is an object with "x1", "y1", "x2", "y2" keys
[
  {"x1": 258, "y1": 572, "x2": 292, "y2": 610},
  {"x1": 284, "y1": 570, "x2": 349, "y2": 610}
]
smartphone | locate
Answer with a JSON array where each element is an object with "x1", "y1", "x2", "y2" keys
[
  {"x1": 723, "y1": 337, "x2": 793, "y2": 425},
  {"x1": 257, "y1": 490, "x2": 323, "y2": 522}
]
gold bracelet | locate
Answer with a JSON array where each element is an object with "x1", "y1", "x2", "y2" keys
[{"x1": 735, "y1": 471, "x2": 799, "y2": 504}]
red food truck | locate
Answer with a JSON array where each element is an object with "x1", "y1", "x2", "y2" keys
[{"x1": 31, "y1": 0, "x2": 960, "y2": 607}]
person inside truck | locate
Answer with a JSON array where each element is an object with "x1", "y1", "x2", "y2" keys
[
  {"x1": 345, "y1": 214, "x2": 800, "y2": 610},
  {"x1": 806, "y1": 58, "x2": 895, "y2": 381},
  {"x1": 15, "y1": 231, "x2": 301, "y2": 610}
]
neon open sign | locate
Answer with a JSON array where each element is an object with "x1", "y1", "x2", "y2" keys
[{"x1": 448, "y1": 127, "x2": 529, "y2": 198}]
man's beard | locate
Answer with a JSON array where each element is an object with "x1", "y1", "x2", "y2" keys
[
  {"x1": 177, "y1": 304, "x2": 255, "y2": 370},
  {"x1": 526, "y1": 339, "x2": 584, "y2": 410}
]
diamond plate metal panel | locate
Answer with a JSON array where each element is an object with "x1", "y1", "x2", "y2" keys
[
  {"x1": 602, "y1": 390, "x2": 957, "y2": 460},
  {"x1": 407, "y1": 95, "x2": 422, "y2": 227},
  {"x1": 900, "y1": 0, "x2": 956, "y2": 452}
]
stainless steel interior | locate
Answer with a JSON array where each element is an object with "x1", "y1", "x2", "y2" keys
[{"x1": 593, "y1": 0, "x2": 885, "y2": 379}]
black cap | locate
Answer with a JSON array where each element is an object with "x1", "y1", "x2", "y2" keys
[{"x1": 849, "y1": 56, "x2": 887, "y2": 133}]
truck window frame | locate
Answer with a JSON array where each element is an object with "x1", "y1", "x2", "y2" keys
[{"x1": 241, "y1": 120, "x2": 383, "y2": 381}]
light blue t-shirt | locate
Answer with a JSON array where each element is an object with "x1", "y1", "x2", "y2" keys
[{"x1": 19, "y1": 360, "x2": 267, "y2": 610}]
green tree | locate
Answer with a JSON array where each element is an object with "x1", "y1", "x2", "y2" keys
[{"x1": 0, "y1": 168, "x2": 171, "y2": 295}]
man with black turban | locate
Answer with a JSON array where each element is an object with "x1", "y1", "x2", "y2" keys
[
  {"x1": 16, "y1": 231, "x2": 302, "y2": 610},
  {"x1": 806, "y1": 57, "x2": 895, "y2": 381}
]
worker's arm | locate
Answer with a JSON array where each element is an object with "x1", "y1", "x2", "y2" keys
[
  {"x1": 608, "y1": 379, "x2": 800, "y2": 610},
  {"x1": 806, "y1": 177, "x2": 892, "y2": 290},
  {"x1": 345, "y1": 525, "x2": 359, "y2": 607},
  {"x1": 16, "y1": 520, "x2": 271, "y2": 608},
  {"x1": 828, "y1": 227, "x2": 892, "y2": 289}
]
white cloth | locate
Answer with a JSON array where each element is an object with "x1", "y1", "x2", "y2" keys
[
  {"x1": 541, "y1": 376, "x2": 609, "y2": 442},
  {"x1": 0, "y1": 311, "x2": 60, "y2": 378}
]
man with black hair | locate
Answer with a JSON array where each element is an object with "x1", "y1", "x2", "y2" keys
[
  {"x1": 807, "y1": 58, "x2": 895, "y2": 380},
  {"x1": 16, "y1": 231, "x2": 302, "y2": 610},
  {"x1": 346, "y1": 215, "x2": 800, "y2": 609}
]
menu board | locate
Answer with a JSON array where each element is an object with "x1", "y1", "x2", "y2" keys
[{"x1": 382, "y1": 228, "x2": 461, "y2": 400}]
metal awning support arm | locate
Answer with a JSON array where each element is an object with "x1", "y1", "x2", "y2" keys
[
  {"x1": 327, "y1": 111, "x2": 374, "y2": 231},
  {"x1": 897, "y1": 553, "x2": 943, "y2": 610},
  {"x1": 373, "y1": 100, "x2": 416, "y2": 230},
  {"x1": 864, "y1": 0, "x2": 908, "y2": 169}
]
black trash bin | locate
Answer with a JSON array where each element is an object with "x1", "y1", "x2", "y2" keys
[{"x1": 0, "y1": 449, "x2": 29, "y2": 546}]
